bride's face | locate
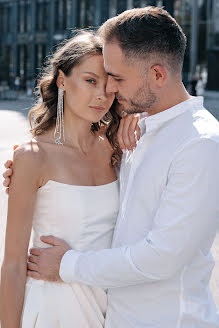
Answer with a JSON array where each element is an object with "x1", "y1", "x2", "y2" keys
[{"x1": 59, "y1": 54, "x2": 115, "y2": 123}]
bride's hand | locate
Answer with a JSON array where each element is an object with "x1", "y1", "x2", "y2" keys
[
  {"x1": 2, "y1": 145, "x2": 19, "y2": 194},
  {"x1": 117, "y1": 113, "x2": 141, "y2": 151}
]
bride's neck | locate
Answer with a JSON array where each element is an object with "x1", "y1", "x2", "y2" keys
[{"x1": 63, "y1": 111, "x2": 96, "y2": 153}]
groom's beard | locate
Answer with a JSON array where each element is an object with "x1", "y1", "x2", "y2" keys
[{"x1": 116, "y1": 84, "x2": 157, "y2": 115}]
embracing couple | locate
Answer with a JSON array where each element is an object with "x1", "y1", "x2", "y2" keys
[{"x1": 1, "y1": 6, "x2": 219, "y2": 328}]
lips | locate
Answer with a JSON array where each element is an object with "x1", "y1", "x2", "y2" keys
[{"x1": 90, "y1": 106, "x2": 106, "y2": 112}]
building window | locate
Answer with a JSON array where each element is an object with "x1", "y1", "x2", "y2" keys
[
  {"x1": 35, "y1": 44, "x2": 47, "y2": 70},
  {"x1": 36, "y1": 0, "x2": 49, "y2": 31},
  {"x1": 117, "y1": 0, "x2": 127, "y2": 13},
  {"x1": 76, "y1": 0, "x2": 95, "y2": 28},
  {"x1": 25, "y1": 2, "x2": 32, "y2": 32},
  {"x1": 85, "y1": 0, "x2": 95, "y2": 26},
  {"x1": 17, "y1": 0, "x2": 31, "y2": 33},
  {"x1": 0, "y1": 45, "x2": 10, "y2": 81},
  {"x1": 25, "y1": 45, "x2": 32, "y2": 80},
  {"x1": 17, "y1": 45, "x2": 28, "y2": 88},
  {"x1": 7, "y1": 5, "x2": 11, "y2": 33},
  {"x1": 54, "y1": 0, "x2": 67, "y2": 31},
  {"x1": 133, "y1": 0, "x2": 142, "y2": 7},
  {"x1": 18, "y1": 2, "x2": 25, "y2": 33},
  {"x1": 100, "y1": 0, "x2": 109, "y2": 24},
  {"x1": 0, "y1": 3, "x2": 12, "y2": 33}
]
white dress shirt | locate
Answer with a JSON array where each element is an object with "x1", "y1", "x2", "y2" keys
[{"x1": 60, "y1": 97, "x2": 219, "y2": 328}]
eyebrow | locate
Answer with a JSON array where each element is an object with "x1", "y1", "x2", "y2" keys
[
  {"x1": 106, "y1": 72, "x2": 122, "y2": 78},
  {"x1": 82, "y1": 72, "x2": 99, "y2": 78}
]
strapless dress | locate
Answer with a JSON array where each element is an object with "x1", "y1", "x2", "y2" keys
[{"x1": 21, "y1": 179, "x2": 119, "y2": 328}]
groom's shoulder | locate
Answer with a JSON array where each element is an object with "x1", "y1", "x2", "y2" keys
[{"x1": 192, "y1": 107, "x2": 219, "y2": 142}]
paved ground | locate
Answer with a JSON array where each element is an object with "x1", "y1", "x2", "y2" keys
[{"x1": 0, "y1": 96, "x2": 218, "y2": 308}]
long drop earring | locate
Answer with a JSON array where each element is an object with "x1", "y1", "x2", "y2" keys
[{"x1": 54, "y1": 88, "x2": 65, "y2": 145}]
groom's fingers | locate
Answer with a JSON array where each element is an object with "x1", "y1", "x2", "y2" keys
[
  {"x1": 29, "y1": 247, "x2": 43, "y2": 256},
  {"x1": 27, "y1": 262, "x2": 38, "y2": 272},
  {"x1": 40, "y1": 235, "x2": 63, "y2": 246},
  {"x1": 3, "y1": 168, "x2": 12, "y2": 179},
  {"x1": 27, "y1": 270, "x2": 41, "y2": 280},
  {"x1": 28, "y1": 254, "x2": 39, "y2": 264},
  {"x1": 3, "y1": 177, "x2": 10, "y2": 187},
  {"x1": 4, "y1": 160, "x2": 13, "y2": 169}
]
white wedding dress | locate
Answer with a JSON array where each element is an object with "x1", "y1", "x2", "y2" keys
[{"x1": 21, "y1": 179, "x2": 119, "y2": 328}]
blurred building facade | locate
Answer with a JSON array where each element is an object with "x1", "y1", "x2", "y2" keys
[{"x1": 0, "y1": 0, "x2": 218, "y2": 91}]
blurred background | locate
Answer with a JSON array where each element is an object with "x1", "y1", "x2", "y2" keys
[
  {"x1": 0, "y1": 0, "x2": 218, "y2": 119},
  {"x1": 0, "y1": 0, "x2": 218, "y2": 308}
]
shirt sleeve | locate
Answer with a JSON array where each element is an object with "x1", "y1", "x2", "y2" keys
[{"x1": 59, "y1": 138, "x2": 219, "y2": 288}]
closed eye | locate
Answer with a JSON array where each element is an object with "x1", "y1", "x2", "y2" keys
[{"x1": 114, "y1": 78, "x2": 122, "y2": 82}]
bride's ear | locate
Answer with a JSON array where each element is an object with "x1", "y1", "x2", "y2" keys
[{"x1": 56, "y1": 69, "x2": 66, "y2": 89}]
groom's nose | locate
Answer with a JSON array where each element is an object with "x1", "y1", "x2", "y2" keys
[{"x1": 106, "y1": 76, "x2": 118, "y2": 94}]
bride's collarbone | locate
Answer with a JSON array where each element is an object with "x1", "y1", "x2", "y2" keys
[
  {"x1": 35, "y1": 135, "x2": 115, "y2": 186},
  {"x1": 41, "y1": 151, "x2": 115, "y2": 186}
]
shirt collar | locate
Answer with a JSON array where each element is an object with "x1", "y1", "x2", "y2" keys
[{"x1": 138, "y1": 96, "x2": 204, "y2": 135}]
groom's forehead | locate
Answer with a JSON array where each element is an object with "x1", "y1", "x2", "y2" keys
[
  {"x1": 103, "y1": 42, "x2": 127, "y2": 70},
  {"x1": 103, "y1": 43, "x2": 140, "y2": 75},
  {"x1": 103, "y1": 46, "x2": 127, "y2": 77}
]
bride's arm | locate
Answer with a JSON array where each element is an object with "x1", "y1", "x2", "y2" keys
[{"x1": 0, "y1": 144, "x2": 41, "y2": 328}]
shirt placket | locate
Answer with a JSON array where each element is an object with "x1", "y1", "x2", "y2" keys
[{"x1": 112, "y1": 133, "x2": 150, "y2": 246}]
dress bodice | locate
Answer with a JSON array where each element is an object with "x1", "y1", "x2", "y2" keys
[
  {"x1": 32, "y1": 179, "x2": 120, "y2": 252},
  {"x1": 22, "y1": 179, "x2": 120, "y2": 327}
]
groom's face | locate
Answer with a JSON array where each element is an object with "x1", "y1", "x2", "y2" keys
[{"x1": 103, "y1": 42, "x2": 157, "y2": 114}]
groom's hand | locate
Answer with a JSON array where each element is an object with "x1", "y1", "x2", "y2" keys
[
  {"x1": 3, "y1": 145, "x2": 19, "y2": 194},
  {"x1": 27, "y1": 235, "x2": 71, "y2": 282},
  {"x1": 3, "y1": 160, "x2": 13, "y2": 194}
]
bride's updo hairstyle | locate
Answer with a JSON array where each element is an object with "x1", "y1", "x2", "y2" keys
[{"x1": 29, "y1": 30, "x2": 122, "y2": 166}]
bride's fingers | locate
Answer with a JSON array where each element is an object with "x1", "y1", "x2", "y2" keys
[
  {"x1": 3, "y1": 168, "x2": 12, "y2": 179},
  {"x1": 6, "y1": 188, "x2": 9, "y2": 195},
  {"x1": 121, "y1": 115, "x2": 134, "y2": 150},
  {"x1": 127, "y1": 114, "x2": 140, "y2": 148},
  {"x1": 117, "y1": 117, "x2": 125, "y2": 150},
  {"x1": 3, "y1": 177, "x2": 10, "y2": 188},
  {"x1": 136, "y1": 125, "x2": 141, "y2": 141}
]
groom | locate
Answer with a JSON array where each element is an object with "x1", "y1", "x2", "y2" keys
[{"x1": 3, "y1": 7, "x2": 219, "y2": 327}]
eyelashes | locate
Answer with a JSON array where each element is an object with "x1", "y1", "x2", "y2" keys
[{"x1": 86, "y1": 79, "x2": 96, "y2": 84}]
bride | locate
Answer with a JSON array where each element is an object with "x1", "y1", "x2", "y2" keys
[{"x1": 0, "y1": 31, "x2": 130, "y2": 327}]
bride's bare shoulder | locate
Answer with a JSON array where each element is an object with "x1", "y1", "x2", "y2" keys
[{"x1": 13, "y1": 139, "x2": 46, "y2": 168}]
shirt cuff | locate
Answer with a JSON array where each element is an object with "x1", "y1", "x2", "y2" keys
[{"x1": 59, "y1": 249, "x2": 81, "y2": 283}]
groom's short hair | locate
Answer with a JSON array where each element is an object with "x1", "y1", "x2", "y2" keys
[{"x1": 98, "y1": 6, "x2": 187, "y2": 74}]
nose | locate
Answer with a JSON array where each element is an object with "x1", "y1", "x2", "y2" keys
[
  {"x1": 96, "y1": 87, "x2": 108, "y2": 101},
  {"x1": 96, "y1": 83, "x2": 115, "y2": 102},
  {"x1": 106, "y1": 76, "x2": 118, "y2": 94}
]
